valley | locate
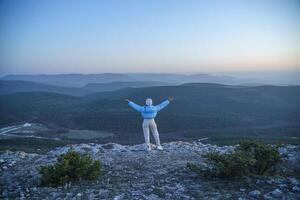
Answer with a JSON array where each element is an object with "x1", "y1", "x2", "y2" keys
[{"x1": 0, "y1": 81, "x2": 299, "y2": 152}]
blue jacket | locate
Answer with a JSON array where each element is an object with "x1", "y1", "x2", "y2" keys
[{"x1": 128, "y1": 100, "x2": 170, "y2": 119}]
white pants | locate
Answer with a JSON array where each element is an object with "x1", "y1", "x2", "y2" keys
[{"x1": 142, "y1": 119, "x2": 161, "y2": 146}]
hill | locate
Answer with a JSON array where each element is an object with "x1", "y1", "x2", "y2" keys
[
  {"x1": 1, "y1": 73, "x2": 133, "y2": 87},
  {"x1": 0, "y1": 83, "x2": 299, "y2": 146},
  {"x1": 0, "y1": 80, "x2": 80, "y2": 96},
  {"x1": 1, "y1": 73, "x2": 243, "y2": 87},
  {"x1": 0, "y1": 80, "x2": 173, "y2": 96}
]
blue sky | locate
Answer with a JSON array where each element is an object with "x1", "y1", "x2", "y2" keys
[{"x1": 0, "y1": 0, "x2": 299, "y2": 74}]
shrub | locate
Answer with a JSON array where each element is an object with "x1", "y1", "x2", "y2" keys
[
  {"x1": 187, "y1": 151, "x2": 254, "y2": 178},
  {"x1": 187, "y1": 140, "x2": 282, "y2": 179},
  {"x1": 238, "y1": 140, "x2": 282, "y2": 175},
  {"x1": 39, "y1": 150, "x2": 102, "y2": 186}
]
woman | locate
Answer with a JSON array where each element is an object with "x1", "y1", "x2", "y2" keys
[{"x1": 125, "y1": 97, "x2": 174, "y2": 151}]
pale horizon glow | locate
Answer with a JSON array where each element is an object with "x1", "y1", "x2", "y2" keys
[{"x1": 0, "y1": 0, "x2": 300, "y2": 75}]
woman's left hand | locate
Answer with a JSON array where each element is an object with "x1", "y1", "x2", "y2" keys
[{"x1": 168, "y1": 97, "x2": 174, "y2": 101}]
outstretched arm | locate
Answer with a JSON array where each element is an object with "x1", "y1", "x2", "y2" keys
[
  {"x1": 156, "y1": 97, "x2": 173, "y2": 111},
  {"x1": 126, "y1": 99, "x2": 143, "y2": 112}
]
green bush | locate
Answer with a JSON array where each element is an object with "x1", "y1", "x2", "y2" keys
[
  {"x1": 187, "y1": 140, "x2": 282, "y2": 179},
  {"x1": 238, "y1": 140, "x2": 282, "y2": 175},
  {"x1": 187, "y1": 151, "x2": 254, "y2": 178},
  {"x1": 39, "y1": 150, "x2": 102, "y2": 186}
]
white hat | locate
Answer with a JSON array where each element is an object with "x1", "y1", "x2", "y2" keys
[{"x1": 145, "y1": 98, "x2": 153, "y2": 106}]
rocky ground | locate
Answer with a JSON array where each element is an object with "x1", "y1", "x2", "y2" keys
[{"x1": 0, "y1": 140, "x2": 300, "y2": 200}]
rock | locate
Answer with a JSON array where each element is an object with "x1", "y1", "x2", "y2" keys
[
  {"x1": 20, "y1": 192, "x2": 25, "y2": 198},
  {"x1": 66, "y1": 192, "x2": 72, "y2": 196},
  {"x1": 264, "y1": 189, "x2": 284, "y2": 200},
  {"x1": 91, "y1": 147, "x2": 100, "y2": 154},
  {"x1": 269, "y1": 189, "x2": 283, "y2": 198},
  {"x1": 288, "y1": 177, "x2": 299, "y2": 186},
  {"x1": 292, "y1": 186, "x2": 300, "y2": 192},
  {"x1": 18, "y1": 151, "x2": 27, "y2": 159},
  {"x1": 77, "y1": 193, "x2": 82, "y2": 197},
  {"x1": 266, "y1": 179, "x2": 273, "y2": 184},
  {"x1": 278, "y1": 184, "x2": 287, "y2": 190},
  {"x1": 50, "y1": 192, "x2": 59, "y2": 198},
  {"x1": 249, "y1": 190, "x2": 261, "y2": 198},
  {"x1": 113, "y1": 194, "x2": 124, "y2": 200},
  {"x1": 1, "y1": 141, "x2": 300, "y2": 199},
  {"x1": 145, "y1": 193, "x2": 160, "y2": 200},
  {"x1": 263, "y1": 193, "x2": 272, "y2": 200}
]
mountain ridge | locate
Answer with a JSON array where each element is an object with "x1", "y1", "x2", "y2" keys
[
  {"x1": 0, "y1": 73, "x2": 244, "y2": 87},
  {"x1": 0, "y1": 80, "x2": 174, "y2": 96}
]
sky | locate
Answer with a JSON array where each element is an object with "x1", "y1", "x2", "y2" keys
[{"x1": 0, "y1": 0, "x2": 299, "y2": 75}]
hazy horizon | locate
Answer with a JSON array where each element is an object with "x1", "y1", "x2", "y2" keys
[
  {"x1": 1, "y1": 69, "x2": 300, "y2": 76},
  {"x1": 1, "y1": 0, "x2": 300, "y2": 74}
]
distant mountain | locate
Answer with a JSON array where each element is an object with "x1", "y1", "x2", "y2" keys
[
  {"x1": 0, "y1": 80, "x2": 173, "y2": 96},
  {"x1": 1, "y1": 73, "x2": 134, "y2": 87},
  {"x1": 0, "y1": 80, "x2": 79, "y2": 96},
  {"x1": 224, "y1": 71, "x2": 300, "y2": 86},
  {"x1": 82, "y1": 81, "x2": 174, "y2": 93},
  {"x1": 1, "y1": 73, "x2": 243, "y2": 87}
]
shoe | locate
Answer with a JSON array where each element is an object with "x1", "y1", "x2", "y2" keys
[
  {"x1": 157, "y1": 145, "x2": 163, "y2": 150},
  {"x1": 146, "y1": 145, "x2": 152, "y2": 151}
]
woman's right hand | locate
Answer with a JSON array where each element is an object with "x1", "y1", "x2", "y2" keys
[{"x1": 125, "y1": 99, "x2": 130, "y2": 103}]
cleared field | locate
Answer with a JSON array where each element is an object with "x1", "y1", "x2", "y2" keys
[{"x1": 60, "y1": 129, "x2": 114, "y2": 140}]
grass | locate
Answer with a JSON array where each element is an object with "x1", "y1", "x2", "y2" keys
[
  {"x1": 60, "y1": 129, "x2": 114, "y2": 140},
  {"x1": 0, "y1": 138, "x2": 71, "y2": 153},
  {"x1": 184, "y1": 126, "x2": 300, "y2": 145}
]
